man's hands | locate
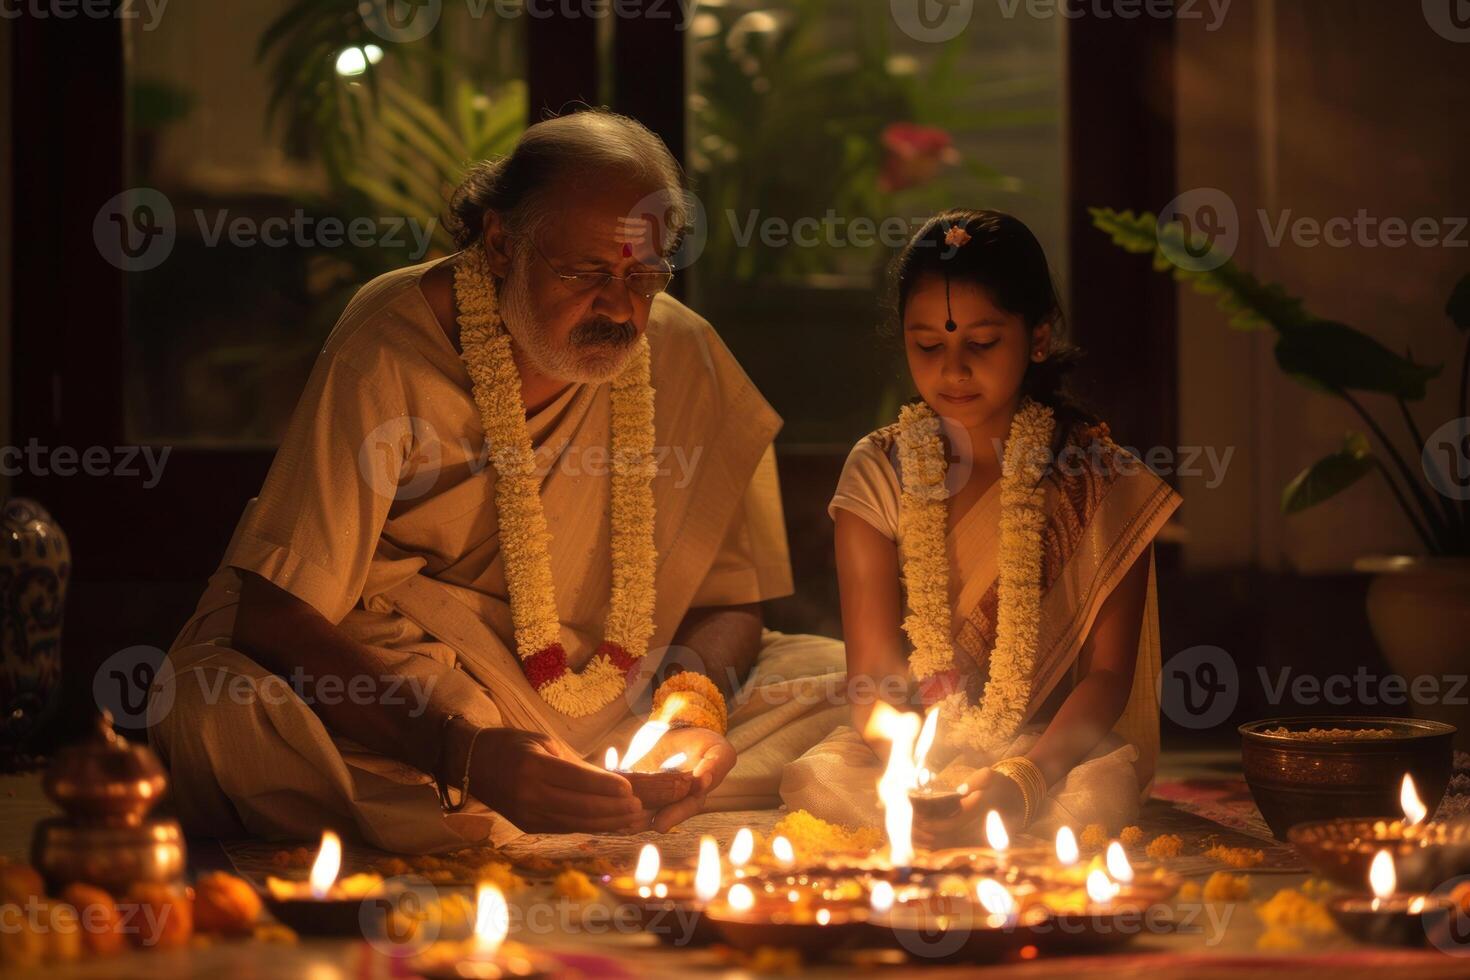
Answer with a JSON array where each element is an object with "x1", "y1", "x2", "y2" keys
[
  {"x1": 911, "y1": 767, "x2": 1026, "y2": 851},
  {"x1": 636, "y1": 727, "x2": 737, "y2": 833},
  {"x1": 458, "y1": 726, "x2": 653, "y2": 835}
]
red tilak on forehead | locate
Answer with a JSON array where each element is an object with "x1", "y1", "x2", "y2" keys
[{"x1": 622, "y1": 242, "x2": 633, "y2": 258}]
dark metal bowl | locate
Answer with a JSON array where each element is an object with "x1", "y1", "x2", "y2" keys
[{"x1": 1239, "y1": 716, "x2": 1455, "y2": 840}]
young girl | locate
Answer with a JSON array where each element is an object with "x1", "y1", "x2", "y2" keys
[{"x1": 780, "y1": 209, "x2": 1181, "y2": 844}]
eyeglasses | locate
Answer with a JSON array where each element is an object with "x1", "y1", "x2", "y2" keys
[{"x1": 523, "y1": 237, "x2": 674, "y2": 300}]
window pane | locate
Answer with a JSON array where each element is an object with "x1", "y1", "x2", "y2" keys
[
  {"x1": 686, "y1": 0, "x2": 1066, "y2": 446},
  {"x1": 123, "y1": 2, "x2": 526, "y2": 446}
]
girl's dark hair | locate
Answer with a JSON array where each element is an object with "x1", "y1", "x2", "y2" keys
[
  {"x1": 445, "y1": 108, "x2": 687, "y2": 252},
  {"x1": 888, "y1": 208, "x2": 1095, "y2": 437}
]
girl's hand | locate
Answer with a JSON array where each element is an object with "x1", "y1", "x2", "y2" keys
[{"x1": 912, "y1": 768, "x2": 1027, "y2": 851}]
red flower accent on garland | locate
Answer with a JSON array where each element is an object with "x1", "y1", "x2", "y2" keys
[
  {"x1": 523, "y1": 645, "x2": 568, "y2": 689},
  {"x1": 598, "y1": 641, "x2": 638, "y2": 677},
  {"x1": 917, "y1": 669, "x2": 964, "y2": 707}
]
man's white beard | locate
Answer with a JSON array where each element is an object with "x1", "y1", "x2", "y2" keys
[{"x1": 499, "y1": 257, "x2": 639, "y2": 384}]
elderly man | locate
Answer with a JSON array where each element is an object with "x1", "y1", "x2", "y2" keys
[{"x1": 148, "y1": 110, "x2": 846, "y2": 853}]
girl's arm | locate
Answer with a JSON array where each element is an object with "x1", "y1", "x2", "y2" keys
[
  {"x1": 1023, "y1": 545, "x2": 1152, "y2": 787},
  {"x1": 834, "y1": 509, "x2": 912, "y2": 741},
  {"x1": 916, "y1": 546, "x2": 1153, "y2": 843}
]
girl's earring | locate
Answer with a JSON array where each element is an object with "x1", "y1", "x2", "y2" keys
[{"x1": 1032, "y1": 350, "x2": 1046, "y2": 362}]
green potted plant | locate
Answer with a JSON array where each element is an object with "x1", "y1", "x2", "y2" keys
[{"x1": 1092, "y1": 207, "x2": 1470, "y2": 741}]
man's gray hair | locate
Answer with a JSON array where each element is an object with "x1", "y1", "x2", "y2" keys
[{"x1": 446, "y1": 108, "x2": 688, "y2": 256}]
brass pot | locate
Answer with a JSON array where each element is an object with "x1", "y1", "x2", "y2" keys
[{"x1": 31, "y1": 817, "x2": 186, "y2": 895}]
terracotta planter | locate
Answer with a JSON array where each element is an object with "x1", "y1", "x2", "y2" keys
[{"x1": 1358, "y1": 556, "x2": 1470, "y2": 751}]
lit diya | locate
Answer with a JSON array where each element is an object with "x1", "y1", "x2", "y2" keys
[
  {"x1": 263, "y1": 830, "x2": 387, "y2": 935},
  {"x1": 411, "y1": 882, "x2": 556, "y2": 980},
  {"x1": 1290, "y1": 772, "x2": 1470, "y2": 890},
  {"x1": 603, "y1": 719, "x2": 694, "y2": 809},
  {"x1": 600, "y1": 839, "x2": 722, "y2": 946},
  {"x1": 1327, "y1": 848, "x2": 1455, "y2": 948},
  {"x1": 701, "y1": 879, "x2": 869, "y2": 955}
]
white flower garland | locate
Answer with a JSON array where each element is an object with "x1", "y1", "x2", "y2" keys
[
  {"x1": 453, "y1": 245, "x2": 658, "y2": 717},
  {"x1": 898, "y1": 398, "x2": 1054, "y2": 754}
]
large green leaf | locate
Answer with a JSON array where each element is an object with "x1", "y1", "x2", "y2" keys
[
  {"x1": 1282, "y1": 433, "x2": 1375, "y2": 514},
  {"x1": 1274, "y1": 320, "x2": 1441, "y2": 399},
  {"x1": 1089, "y1": 208, "x2": 1314, "y2": 333}
]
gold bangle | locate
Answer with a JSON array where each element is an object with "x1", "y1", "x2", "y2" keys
[
  {"x1": 991, "y1": 756, "x2": 1047, "y2": 826},
  {"x1": 653, "y1": 673, "x2": 729, "y2": 735},
  {"x1": 654, "y1": 672, "x2": 728, "y2": 727}
]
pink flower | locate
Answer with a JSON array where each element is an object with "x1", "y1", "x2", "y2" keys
[{"x1": 879, "y1": 122, "x2": 961, "y2": 194}]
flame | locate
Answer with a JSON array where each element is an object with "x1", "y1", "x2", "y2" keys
[
  {"x1": 695, "y1": 836, "x2": 721, "y2": 902},
  {"x1": 1055, "y1": 826, "x2": 1079, "y2": 866},
  {"x1": 660, "y1": 752, "x2": 688, "y2": 771},
  {"x1": 727, "y1": 883, "x2": 755, "y2": 913},
  {"x1": 1409, "y1": 895, "x2": 1426, "y2": 914},
  {"x1": 729, "y1": 827, "x2": 755, "y2": 866},
  {"x1": 604, "y1": 746, "x2": 619, "y2": 771},
  {"x1": 634, "y1": 843, "x2": 661, "y2": 885},
  {"x1": 914, "y1": 705, "x2": 940, "y2": 772},
  {"x1": 976, "y1": 878, "x2": 1015, "y2": 917},
  {"x1": 1401, "y1": 773, "x2": 1428, "y2": 826},
  {"x1": 1105, "y1": 842, "x2": 1134, "y2": 882},
  {"x1": 1370, "y1": 848, "x2": 1396, "y2": 899},
  {"x1": 815, "y1": 908, "x2": 832, "y2": 926},
  {"x1": 984, "y1": 810, "x2": 1009, "y2": 852},
  {"x1": 473, "y1": 882, "x2": 509, "y2": 954},
  {"x1": 870, "y1": 880, "x2": 895, "y2": 913},
  {"x1": 309, "y1": 830, "x2": 342, "y2": 899},
  {"x1": 1086, "y1": 869, "x2": 1119, "y2": 903},
  {"x1": 866, "y1": 703, "x2": 921, "y2": 867},
  {"x1": 620, "y1": 720, "x2": 671, "y2": 771},
  {"x1": 772, "y1": 836, "x2": 796, "y2": 867}
]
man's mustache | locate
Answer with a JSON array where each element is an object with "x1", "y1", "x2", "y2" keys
[{"x1": 572, "y1": 317, "x2": 637, "y2": 349}]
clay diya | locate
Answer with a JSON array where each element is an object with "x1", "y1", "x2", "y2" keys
[
  {"x1": 1326, "y1": 849, "x2": 1455, "y2": 948},
  {"x1": 701, "y1": 880, "x2": 869, "y2": 956},
  {"x1": 411, "y1": 883, "x2": 557, "y2": 980},
  {"x1": 263, "y1": 830, "x2": 388, "y2": 935},
  {"x1": 600, "y1": 840, "x2": 721, "y2": 947},
  {"x1": 1289, "y1": 772, "x2": 1470, "y2": 890}
]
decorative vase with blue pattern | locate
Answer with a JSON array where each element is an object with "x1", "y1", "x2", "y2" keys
[{"x1": 2, "y1": 498, "x2": 70, "y2": 761}]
